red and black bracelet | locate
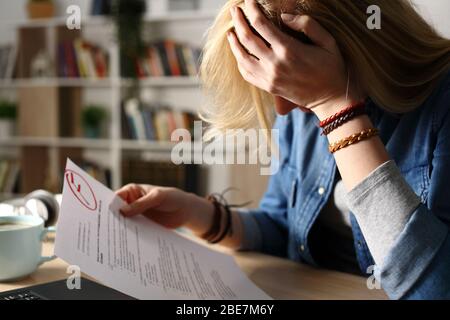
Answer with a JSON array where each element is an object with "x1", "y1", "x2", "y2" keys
[
  {"x1": 321, "y1": 107, "x2": 367, "y2": 136},
  {"x1": 319, "y1": 101, "x2": 366, "y2": 128}
]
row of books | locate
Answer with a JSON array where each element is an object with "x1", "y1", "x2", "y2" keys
[
  {"x1": 122, "y1": 159, "x2": 199, "y2": 194},
  {"x1": 0, "y1": 45, "x2": 16, "y2": 80},
  {"x1": 58, "y1": 39, "x2": 109, "y2": 78},
  {"x1": 0, "y1": 160, "x2": 20, "y2": 194},
  {"x1": 121, "y1": 99, "x2": 198, "y2": 141},
  {"x1": 136, "y1": 40, "x2": 202, "y2": 78}
]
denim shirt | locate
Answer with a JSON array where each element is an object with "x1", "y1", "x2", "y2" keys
[{"x1": 245, "y1": 71, "x2": 450, "y2": 299}]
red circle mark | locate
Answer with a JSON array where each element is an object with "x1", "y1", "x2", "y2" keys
[{"x1": 64, "y1": 169, "x2": 98, "y2": 211}]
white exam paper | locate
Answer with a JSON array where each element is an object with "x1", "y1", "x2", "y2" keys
[{"x1": 55, "y1": 159, "x2": 271, "y2": 300}]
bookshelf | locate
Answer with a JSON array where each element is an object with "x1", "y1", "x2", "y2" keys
[
  {"x1": 0, "y1": 3, "x2": 216, "y2": 194},
  {"x1": 0, "y1": 76, "x2": 199, "y2": 88},
  {"x1": 0, "y1": 0, "x2": 269, "y2": 208}
]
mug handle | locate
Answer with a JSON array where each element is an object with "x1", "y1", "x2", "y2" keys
[{"x1": 39, "y1": 226, "x2": 57, "y2": 266}]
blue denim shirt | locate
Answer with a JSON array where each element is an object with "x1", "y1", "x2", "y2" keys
[{"x1": 245, "y1": 71, "x2": 450, "y2": 299}]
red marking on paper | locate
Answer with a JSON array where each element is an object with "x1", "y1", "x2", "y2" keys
[{"x1": 64, "y1": 169, "x2": 98, "y2": 211}]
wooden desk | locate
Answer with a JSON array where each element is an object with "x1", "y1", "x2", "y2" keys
[{"x1": 0, "y1": 239, "x2": 387, "y2": 300}]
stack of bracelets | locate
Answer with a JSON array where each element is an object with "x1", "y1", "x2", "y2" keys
[
  {"x1": 319, "y1": 101, "x2": 380, "y2": 154},
  {"x1": 202, "y1": 194, "x2": 233, "y2": 244}
]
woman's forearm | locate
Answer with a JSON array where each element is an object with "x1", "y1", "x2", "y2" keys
[
  {"x1": 314, "y1": 100, "x2": 417, "y2": 266},
  {"x1": 315, "y1": 101, "x2": 390, "y2": 191}
]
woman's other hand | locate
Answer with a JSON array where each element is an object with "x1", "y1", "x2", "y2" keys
[{"x1": 228, "y1": 0, "x2": 360, "y2": 119}]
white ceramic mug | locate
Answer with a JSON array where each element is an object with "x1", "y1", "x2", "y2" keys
[{"x1": 0, "y1": 215, "x2": 56, "y2": 282}]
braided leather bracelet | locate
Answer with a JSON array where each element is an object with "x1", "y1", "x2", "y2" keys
[
  {"x1": 321, "y1": 107, "x2": 367, "y2": 136},
  {"x1": 201, "y1": 195, "x2": 223, "y2": 242},
  {"x1": 319, "y1": 101, "x2": 365, "y2": 128},
  {"x1": 202, "y1": 194, "x2": 233, "y2": 244},
  {"x1": 328, "y1": 128, "x2": 380, "y2": 154}
]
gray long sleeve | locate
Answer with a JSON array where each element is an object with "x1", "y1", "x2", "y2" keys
[
  {"x1": 237, "y1": 160, "x2": 421, "y2": 267},
  {"x1": 346, "y1": 160, "x2": 421, "y2": 266}
]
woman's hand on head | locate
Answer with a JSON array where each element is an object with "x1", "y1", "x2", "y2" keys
[
  {"x1": 116, "y1": 184, "x2": 192, "y2": 229},
  {"x1": 228, "y1": 0, "x2": 359, "y2": 119}
]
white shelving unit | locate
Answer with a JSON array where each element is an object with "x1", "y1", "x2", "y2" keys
[
  {"x1": 8, "y1": 10, "x2": 218, "y2": 29},
  {"x1": 0, "y1": 2, "x2": 226, "y2": 196}
]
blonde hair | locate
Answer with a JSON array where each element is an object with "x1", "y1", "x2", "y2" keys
[{"x1": 199, "y1": 0, "x2": 450, "y2": 136}]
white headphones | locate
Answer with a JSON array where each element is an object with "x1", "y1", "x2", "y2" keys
[{"x1": 2, "y1": 190, "x2": 61, "y2": 227}]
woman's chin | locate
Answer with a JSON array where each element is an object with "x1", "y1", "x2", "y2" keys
[
  {"x1": 274, "y1": 96, "x2": 299, "y2": 115},
  {"x1": 275, "y1": 106, "x2": 293, "y2": 115}
]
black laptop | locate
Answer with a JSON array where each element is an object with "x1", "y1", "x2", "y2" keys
[{"x1": 0, "y1": 278, "x2": 135, "y2": 300}]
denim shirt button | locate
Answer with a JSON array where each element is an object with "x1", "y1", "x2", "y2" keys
[
  {"x1": 299, "y1": 244, "x2": 305, "y2": 252},
  {"x1": 318, "y1": 187, "x2": 325, "y2": 196}
]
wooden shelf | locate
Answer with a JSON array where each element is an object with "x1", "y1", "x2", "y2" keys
[
  {"x1": 0, "y1": 137, "x2": 203, "y2": 153},
  {"x1": 120, "y1": 139, "x2": 202, "y2": 151},
  {"x1": 123, "y1": 76, "x2": 200, "y2": 87},
  {"x1": 4, "y1": 11, "x2": 217, "y2": 29},
  {"x1": 144, "y1": 11, "x2": 217, "y2": 23},
  {"x1": 0, "y1": 77, "x2": 200, "y2": 88},
  {"x1": 0, "y1": 137, "x2": 112, "y2": 149},
  {"x1": 7, "y1": 16, "x2": 111, "y2": 29},
  {"x1": 0, "y1": 78, "x2": 114, "y2": 88}
]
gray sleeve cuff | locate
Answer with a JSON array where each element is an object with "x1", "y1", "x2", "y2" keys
[
  {"x1": 346, "y1": 160, "x2": 421, "y2": 265},
  {"x1": 236, "y1": 209, "x2": 263, "y2": 252},
  {"x1": 374, "y1": 206, "x2": 448, "y2": 299}
]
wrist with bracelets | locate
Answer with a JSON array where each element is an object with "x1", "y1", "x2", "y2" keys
[
  {"x1": 201, "y1": 194, "x2": 233, "y2": 244},
  {"x1": 319, "y1": 101, "x2": 380, "y2": 153}
]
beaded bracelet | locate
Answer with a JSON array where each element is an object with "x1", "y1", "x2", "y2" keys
[
  {"x1": 319, "y1": 101, "x2": 365, "y2": 128},
  {"x1": 328, "y1": 128, "x2": 380, "y2": 154},
  {"x1": 321, "y1": 107, "x2": 367, "y2": 136}
]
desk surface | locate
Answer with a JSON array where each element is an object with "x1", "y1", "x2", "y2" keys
[{"x1": 0, "y1": 239, "x2": 387, "y2": 300}]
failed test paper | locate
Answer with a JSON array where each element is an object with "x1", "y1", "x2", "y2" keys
[{"x1": 55, "y1": 159, "x2": 271, "y2": 300}]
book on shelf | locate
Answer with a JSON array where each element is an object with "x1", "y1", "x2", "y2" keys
[
  {"x1": 122, "y1": 159, "x2": 199, "y2": 194},
  {"x1": 136, "y1": 40, "x2": 202, "y2": 78},
  {"x1": 0, "y1": 159, "x2": 20, "y2": 194},
  {"x1": 91, "y1": 0, "x2": 112, "y2": 16},
  {"x1": 0, "y1": 45, "x2": 17, "y2": 80},
  {"x1": 58, "y1": 39, "x2": 109, "y2": 78},
  {"x1": 122, "y1": 98, "x2": 197, "y2": 142}
]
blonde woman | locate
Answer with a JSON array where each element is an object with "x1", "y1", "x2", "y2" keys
[{"x1": 117, "y1": 0, "x2": 450, "y2": 299}]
